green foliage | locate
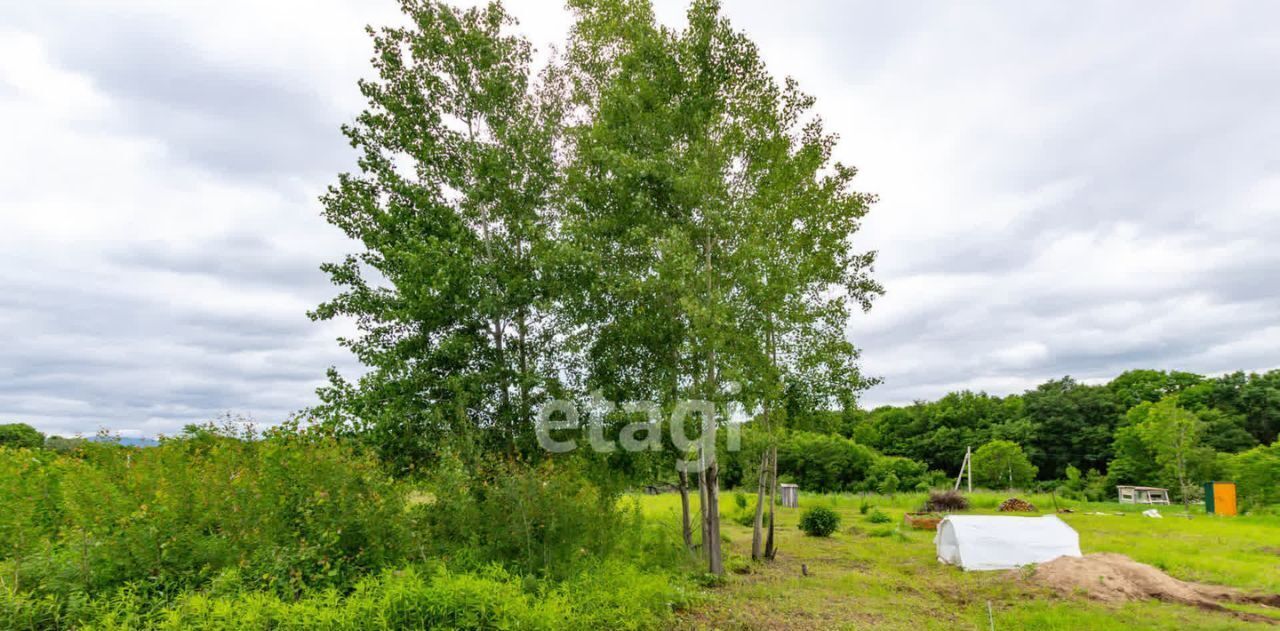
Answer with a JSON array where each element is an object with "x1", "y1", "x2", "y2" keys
[
  {"x1": 0, "y1": 430, "x2": 696, "y2": 630},
  {"x1": 775, "y1": 431, "x2": 877, "y2": 493},
  {"x1": 866, "y1": 456, "x2": 929, "y2": 493},
  {"x1": 420, "y1": 459, "x2": 636, "y2": 579},
  {"x1": 865, "y1": 509, "x2": 891, "y2": 524},
  {"x1": 853, "y1": 391, "x2": 1027, "y2": 475},
  {"x1": 798, "y1": 506, "x2": 841, "y2": 537},
  {"x1": 876, "y1": 472, "x2": 900, "y2": 496},
  {"x1": 2, "y1": 561, "x2": 693, "y2": 631},
  {"x1": 1107, "y1": 397, "x2": 1219, "y2": 500},
  {"x1": 1, "y1": 426, "x2": 410, "y2": 603},
  {"x1": 972, "y1": 440, "x2": 1037, "y2": 489},
  {"x1": 309, "y1": 0, "x2": 563, "y2": 471},
  {"x1": 1192, "y1": 408, "x2": 1257, "y2": 453},
  {"x1": 0, "y1": 424, "x2": 44, "y2": 450},
  {"x1": 1020, "y1": 378, "x2": 1119, "y2": 479},
  {"x1": 714, "y1": 428, "x2": 939, "y2": 495},
  {"x1": 1107, "y1": 369, "x2": 1203, "y2": 410},
  {"x1": 845, "y1": 369, "x2": 1280, "y2": 487},
  {"x1": 1228, "y1": 441, "x2": 1280, "y2": 510}
]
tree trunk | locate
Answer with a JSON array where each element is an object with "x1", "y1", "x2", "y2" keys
[
  {"x1": 704, "y1": 460, "x2": 724, "y2": 574},
  {"x1": 492, "y1": 318, "x2": 512, "y2": 448},
  {"x1": 517, "y1": 309, "x2": 531, "y2": 443},
  {"x1": 764, "y1": 445, "x2": 777, "y2": 559},
  {"x1": 750, "y1": 448, "x2": 768, "y2": 560},
  {"x1": 761, "y1": 315, "x2": 779, "y2": 560},
  {"x1": 698, "y1": 466, "x2": 710, "y2": 558},
  {"x1": 678, "y1": 469, "x2": 693, "y2": 549}
]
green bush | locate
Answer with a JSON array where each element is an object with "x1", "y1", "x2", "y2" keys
[
  {"x1": 798, "y1": 506, "x2": 841, "y2": 537},
  {"x1": 866, "y1": 509, "x2": 891, "y2": 524},
  {"x1": 0, "y1": 425, "x2": 411, "y2": 605},
  {"x1": 421, "y1": 459, "x2": 637, "y2": 579}
]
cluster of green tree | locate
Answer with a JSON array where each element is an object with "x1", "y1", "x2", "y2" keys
[
  {"x1": 6, "y1": 0, "x2": 883, "y2": 585},
  {"x1": 305, "y1": 0, "x2": 883, "y2": 576},
  {"x1": 817, "y1": 369, "x2": 1280, "y2": 508},
  {"x1": 717, "y1": 428, "x2": 939, "y2": 494},
  {"x1": 0, "y1": 426, "x2": 694, "y2": 630}
]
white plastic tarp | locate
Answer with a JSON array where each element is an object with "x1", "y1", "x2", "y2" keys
[{"x1": 934, "y1": 514, "x2": 1081, "y2": 571}]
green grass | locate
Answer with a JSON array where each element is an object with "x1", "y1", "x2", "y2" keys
[{"x1": 641, "y1": 491, "x2": 1280, "y2": 630}]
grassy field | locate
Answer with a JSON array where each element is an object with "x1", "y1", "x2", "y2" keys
[{"x1": 633, "y1": 491, "x2": 1280, "y2": 630}]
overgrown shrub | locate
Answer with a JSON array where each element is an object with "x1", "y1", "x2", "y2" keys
[
  {"x1": 798, "y1": 506, "x2": 841, "y2": 537},
  {"x1": 421, "y1": 458, "x2": 637, "y2": 579},
  {"x1": 1, "y1": 425, "x2": 411, "y2": 604},
  {"x1": 866, "y1": 509, "x2": 891, "y2": 524},
  {"x1": 922, "y1": 490, "x2": 969, "y2": 512}
]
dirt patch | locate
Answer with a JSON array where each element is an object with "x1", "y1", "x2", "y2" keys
[{"x1": 1025, "y1": 553, "x2": 1280, "y2": 624}]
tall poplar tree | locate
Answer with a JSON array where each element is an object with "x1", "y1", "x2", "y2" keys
[
  {"x1": 563, "y1": 0, "x2": 880, "y2": 572},
  {"x1": 311, "y1": 0, "x2": 561, "y2": 472}
]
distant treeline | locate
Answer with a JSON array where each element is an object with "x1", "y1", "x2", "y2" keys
[{"x1": 723, "y1": 369, "x2": 1278, "y2": 506}]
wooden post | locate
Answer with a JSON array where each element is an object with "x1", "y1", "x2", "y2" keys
[
  {"x1": 967, "y1": 446, "x2": 973, "y2": 493},
  {"x1": 954, "y1": 446, "x2": 972, "y2": 492}
]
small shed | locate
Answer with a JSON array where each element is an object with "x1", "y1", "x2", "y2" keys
[
  {"x1": 1204, "y1": 481, "x2": 1237, "y2": 515},
  {"x1": 935, "y1": 515, "x2": 1082, "y2": 571},
  {"x1": 1117, "y1": 485, "x2": 1170, "y2": 505},
  {"x1": 779, "y1": 483, "x2": 799, "y2": 508}
]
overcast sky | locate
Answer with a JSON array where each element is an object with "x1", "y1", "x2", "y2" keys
[{"x1": 1, "y1": 1, "x2": 1277, "y2": 437}]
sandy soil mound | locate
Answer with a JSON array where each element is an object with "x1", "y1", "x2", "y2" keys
[{"x1": 1027, "y1": 553, "x2": 1280, "y2": 623}]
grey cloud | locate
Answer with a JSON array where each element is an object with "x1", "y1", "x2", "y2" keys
[
  {"x1": 109, "y1": 236, "x2": 333, "y2": 293},
  {"x1": 0, "y1": 4, "x2": 359, "y2": 181},
  {"x1": 3, "y1": 0, "x2": 1279, "y2": 429},
  {"x1": 70, "y1": 34, "x2": 353, "y2": 179}
]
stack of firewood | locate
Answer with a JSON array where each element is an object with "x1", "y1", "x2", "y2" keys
[{"x1": 998, "y1": 497, "x2": 1037, "y2": 512}]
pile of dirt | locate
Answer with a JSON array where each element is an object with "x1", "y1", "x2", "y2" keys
[
  {"x1": 997, "y1": 497, "x2": 1036, "y2": 512},
  {"x1": 1026, "y1": 553, "x2": 1280, "y2": 623}
]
